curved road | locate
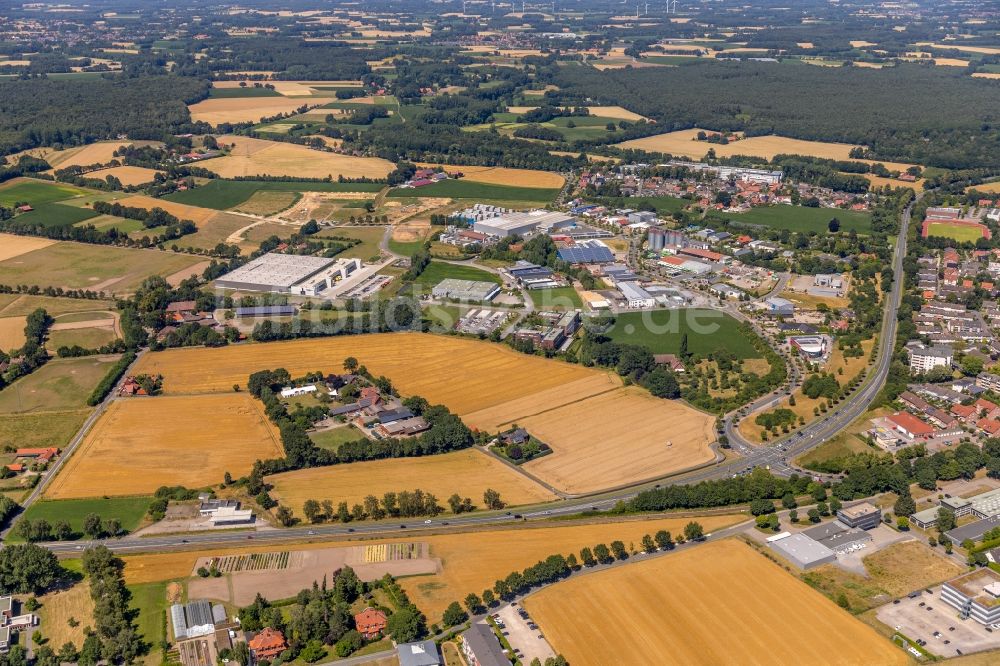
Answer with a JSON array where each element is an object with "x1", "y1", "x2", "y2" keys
[{"x1": 38, "y1": 202, "x2": 912, "y2": 555}]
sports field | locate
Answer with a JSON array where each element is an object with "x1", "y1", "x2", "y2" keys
[
  {"x1": 617, "y1": 129, "x2": 860, "y2": 161},
  {"x1": 267, "y1": 449, "x2": 556, "y2": 512},
  {"x1": 117, "y1": 514, "x2": 746, "y2": 622},
  {"x1": 198, "y1": 136, "x2": 393, "y2": 180},
  {"x1": 132, "y1": 334, "x2": 716, "y2": 493},
  {"x1": 0, "y1": 242, "x2": 206, "y2": 294},
  {"x1": 188, "y1": 97, "x2": 331, "y2": 124},
  {"x1": 45, "y1": 393, "x2": 284, "y2": 499},
  {"x1": 607, "y1": 309, "x2": 762, "y2": 359},
  {"x1": 0, "y1": 355, "x2": 120, "y2": 413},
  {"x1": 523, "y1": 539, "x2": 907, "y2": 666},
  {"x1": 415, "y1": 163, "x2": 565, "y2": 189},
  {"x1": 925, "y1": 221, "x2": 988, "y2": 242},
  {"x1": 85, "y1": 166, "x2": 163, "y2": 187}
]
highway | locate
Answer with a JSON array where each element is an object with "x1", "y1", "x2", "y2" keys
[{"x1": 36, "y1": 201, "x2": 913, "y2": 556}]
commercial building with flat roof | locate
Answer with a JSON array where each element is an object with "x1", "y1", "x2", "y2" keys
[
  {"x1": 837, "y1": 502, "x2": 882, "y2": 530},
  {"x1": 945, "y1": 515, "x2": 1000, "y2": 545},
  {"x1": 768, "y1": 533, "x2": 837, "y2": 569},
  {"x1": 431, "y1": 279, "x2": 500, "y2": 302},
  {"x1": 941, "y1": 569, "x2": 1000, "y2": 625},
  {"x1": 802, "y1": 522, "x2": 872, "y2": 553},
  {"x1": 618, "y1": 281, "x2": 655, "y2": 309},
  {"x1": 215, "y1": 253, "x2": 361, "y2": 296},
  {"x1": 473, "y1": 210, "x2": 575, "y2": 238}
]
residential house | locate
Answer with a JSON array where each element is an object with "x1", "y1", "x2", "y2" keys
[
  {"x1": 354, "y1": 608, "x2": 387, "y2": 639},
  {"x1": 248, "y1": 628, "x2": 287, "y2": 661},
  {"x1": 460, "y1": 623, "x2": 509, "y2": 666}
]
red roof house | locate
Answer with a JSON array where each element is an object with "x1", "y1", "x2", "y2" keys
[
  {"x1": 886, "y1": 412, "x2": 935, "y2": 439},
  {"x1": 16, "y1": 447, "x2": 58, "y2": 461},
  {"x1": 354, "y1": 608, "x2": 387, "y2": 639},
  {"x1": 248, "y1": 628, "x2": 287, "y2": 660}
]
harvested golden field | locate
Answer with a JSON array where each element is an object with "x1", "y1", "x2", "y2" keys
[
  {"x1": 851, "y1": 40, "x2": 877, "y2": 47},
  {"x1": 863, "y1": 174, "x2": 924, "y2": 190},
  {"x1": 916, "y1": 42, "x2": 1000, "y2": 55},
  {"x1": 0, "y1": 316, "x2": 26, "y2": 352},
  {"x1": 120, "y1": 514, "x2": 745, "y2": 621},
  {"x1": 519, "y1": 387, "x2": 716, "y2": 494},
  {"x1": 133, "y1": 333, "x2": 601, "y2": 412},
  {"x1": 505, "y1": 105, "x2": 647, "y2": 122},
  {"x1": 970, "y1": 181, "x2": 1000, "y2": 193},
  {"x1": 45, "y1": 393, "x2": 283, "y2": 499},
  {"x1": 38, "y1": 582, "x2": 94, "y2": 649},
  {"x1": 523, "y1": 539, "x2": 907, "y2": 666},
  {"x1": 268, "y1": 449, "x2": 556, "y2": 511},
  {"x1": 972, "y1": 72, "x2": 1000, "y2": 80},
  {"x1": 188, "y1": 97, "x2": 329, "y2": 124},
  {"x1": 200, "y1": 137, "x2": 393, "y2": 180},
  {"x1": 415, "y1": 163, "x2": 565, "y2": 189},
  {"x1": 86, "y1": 166, "x2": 163, "y2": 187},
  {"x1": 43, "y1": 141, "x2": 135, "y2": 169},
  {"x1": 132, "y1": 335, "x2": 716, "y2": 493},
  {"x1": 617, "y1": 129, "x2": 860, "y2": 161},
  {"x1": 115, "y1": 195, "x2": 218, "y2": 224},
  {"x1": 0, "y1": 233, "x2": 56, "y2": 262}
]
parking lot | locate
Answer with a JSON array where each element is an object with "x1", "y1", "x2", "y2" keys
[
  {"x1": 876, "y1": 588, "x2": 1000, "y2": 658},
  {"x1": 495, "y1": 603, "x2": 556, "y2": 665}
]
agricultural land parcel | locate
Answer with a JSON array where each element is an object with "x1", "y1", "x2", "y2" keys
[
  {"x1": 85, "y1": 166, "x2": 163, "y2": 187},
  {"x1": 389, "y1": 179, "x2": 560, "y2": 203},
  {"x1": 719, "y1": 204, "x2": 872, "y2": 234},
  {"x1": 45, "y1": 393, "x2": 283, "y2": 499},
  {"x1": 132, "y1": 333, "x2": 717, "y2": 494},
  {"x1": 0, "y1": 242, "x2": 207, "y2": 295},
  {"x1": 617, "y1": 129, "x2": 861, "y2": 161},
  {"x1": 197, "y1": 135, "x2": 393, "y2": 180},
  {"x1": 116, "y1": 514, "x2": 746, "y2": 622},
  {"x1": 523, "y1": 539, "x2": 908, "y2": 666},
  {"x1": 0, "y1": 355, "x2": 119, "y2": 413},
  {"x1": 188, "y1": 97, "x2": 334, "y2": 124},
  {"x1": 11, "y1": 497, "x2": 152, "y2": 543},
  {"x1": 415, "y1": 163, "x2": 565, "y2": 189},
  {"x1": 607, "y1": 309, "x2": 762, "y2": 359},
  {"x1": 267, "y1": 448, "x2": 556, "y2": 512}
]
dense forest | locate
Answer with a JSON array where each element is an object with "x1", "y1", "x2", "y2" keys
[
  {"x1": 0, "y1": 76, "x2": 209, "y2": 156},
  {"x1": 549, "y1": 62, "x2": 1000, "y2": 169}
]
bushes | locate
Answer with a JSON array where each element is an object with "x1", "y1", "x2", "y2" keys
[{"x1": 86, "y1": 351, "x2": 136, "y2": 406}]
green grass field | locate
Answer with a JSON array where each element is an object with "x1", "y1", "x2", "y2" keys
[
  {"x1": 388, "y1": 238, "x2": 427, "y2": 257},
  {"x1": 0, "y1": 355, "x2": 121, "y2": 413},
  {"x1": 0, "y1": 242, "x2": 205, "y2": 294},
  {"x1": 528, "y1": 286, "x2": 582, "y2": 309},
  {"x1": 310, "y1": 426, "x2": 366, "y2": 451},
  {"x1": 0, "y1": 295, "x2": 116, "y2": 317},
  {"x1": 84, "y1": 214, "x2": 149, "y2": 234},
  {"x1": 14, "y1": 202, "x2": 99, "y2": 228},
  {"x1": 925, "y1": 221, "x2": 987, "y2": 243},
  {"x1": 208, "y1": 86, "x2": 282, "y2": 98},
  {"x1": 164, "y1": 180, "x2": 384, "y2": 210},
  {"x1": 10, "y1": 497, "x2": 151, "y2": 541},
  {"x1": 606, "y1": 309, "x2": 761, "y2": 359},
  {"x1": 719, "y1": 205, "x2": 872, "y2": 234},
  {"x1": 128, "y1": 581, "x2": 169, "y2": 653},
  {"x1": 389, "y1": 180, "x2": 559, "y2": 203},
  {"x1": 595, "y1": 195, "x2": 687, "y2": 215},
  {"x1": 0, "y1": 180, "x2": 89, "y2": 207},
  {"x1": 317, "y1": 226, "x2": 386, "y2": 260},
  {"x1": 413, "y1": 261, "x2": 501, "y2": 287},
  {"x1": 47, "y1": 326, "x2": 118, "y2": 351},
  {"x1": 0, "y1": 410, "x2": 90, "y2": 452},
  {"x1": 421, "y1": 304, "x2": 463, "y2": 330}
]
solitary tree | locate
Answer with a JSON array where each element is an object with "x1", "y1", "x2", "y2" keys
[
  {"x1": 343, "y1": 357, "x2": 359, "y2": 373},
  {"x1": 483, "y1": 489, "x2": 504, "y2": 510},
  {"x1": 683, "y1": 521, "x2": 704, "y2": 542}
]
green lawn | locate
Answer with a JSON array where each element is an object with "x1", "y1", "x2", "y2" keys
[
  {"x1": 14, "y1": 202, "x2": 99, "y2": 228},
  {"x1": 208, "y1": 86, "x2": 282, "y2": 98},
  {"x1": 164, "y1": 180, "x2": 384, "y2": 210},
  {"x1": 389, "y1": 180, "x2": 559, "y2": 203},
  {"x1": 0, "y1": 356, "x2": 121, "y2": 413},
  {"x1": 388, "y1": 238, "x2": 427, "y2": 257},
  {"x1": 718, "y1": 205, "x2": 872, "y2": 234},
  {"x1": 422, "y1": 304, "x2": 463, "y2": 330},
  {"x1": 595, "y1": 195, "x2": 687, "y2": 214},
  {"x1": 925, "y1": 221, "x2": 986, "y2": 243},
  {"x1": 0, "y1": 295, "x2": 116, "y2": 317},
  {"x1": 413, "y1": 261, "x2": 501, "y2": 287},
  {"x1": 84, "y1": 214, "x2": 149, "y2": 233},
  {"x1": 9, "y1": 497, "x2": 151, "y2": 541},
  {"x1": 606, "y1": 309, "x2": 761, "y2": 359},
  {"x1": 0, "y1": 180, "x2": 90, "y2": 207},
  {"x1": 47, "y1": 326, "x2": 118, "y2": 351},
  {"x1": 310, "y1": 426, "x2": 366, "y2": 451},
  {"x1": 318, "y1": 226, "x2": 386, "y2": 261},
  {"x1": 128, "y1": 581, "x2": 169, "y2": 654},
  {"x1": 527, "y1": 286, "x2": 582, "y2": 309}
]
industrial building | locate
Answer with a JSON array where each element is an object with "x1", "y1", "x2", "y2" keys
[
  {"x1": 473, "y1": 209, "x2": 576, "y2": 238},
  {"x1": 941, "y1": 569, "x2": 1000, "y2": 625},
  {"x1": 837, "y1": 502, "x2": 882, "y2": 530},
  {"x1": 557, "y1": 239, "x2": 615, "y2": 264},
  {"x1": 215, "y1": 253, "x2": 361, "y2": 296},
  {"x1": 618, "y1": 281, "x2": 656, "y2": 309},
  {"x1": 431, "y1": 278, "x2": 500, "y2": 302},
  {"x1": 801, "y1": 521, "x2": 872, "y2": 553},
  {"x1": 767, "y1": 532, "x2": 837, "y2": 569}
]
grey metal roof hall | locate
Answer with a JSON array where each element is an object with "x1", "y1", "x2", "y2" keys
[{"x1": 462, "y1": 623, "x2": 509, "y2": 666}]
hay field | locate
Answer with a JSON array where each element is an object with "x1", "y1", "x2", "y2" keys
[
  {"x1": 617, "y1": 129, "x2": 860, "y2": 161},
  {"x1": 86, "y1": 166, "x2": 163, "y2": 187},
  {"x1": 45, "y1": 393, "x2": 283, "y2": 499},
  {"x1": 0, "y1": 316, "x2": 26, "y2": 352},
  {"x1": 267, "y1": 449, "x2": 556, "y2": 511},
  {"x1": 972, "y1": 72, "x2": 1000, "y2": 80},
  {"x1": 414, "y1": 163, "x2": 565, "y2": 189},
  {"x1": 199, "y1": 137, "x2": 393, "y2": 180},
  {"x1": 916, "y1": 42, "x2": 1000, "y2": 55},
  {"x1": 39, "y1": 582, "x2": 94, "y2": 649},
  {"x1": 969, "y1": 180, "x2": 1000, "y2": 193},
  {"x1": 188, "y1": 97, "x2": 328, "y2": 124},
  {"x1": 518, "y1": 387, "x2": 716, "y2": 494},
  {"x1": 0, "y1": 234, "x2": 56, "y2": 262},
  {"x1": 523, "y1": 540, "x2": 907, "y2": 666},
  {"x1": 43, "y1": 141, "x2": 134, "y2": 169},
  {"x1": 505, "y1": 106, "x2": 647, "y2": 121},
  {"x1": 115, "y1": 195, "x2": 218, "y2": 224},
  {"x1": 132, "y1": 334, "x2": 716, "y2": 493},
  {"x1": 119, "y1": 514, "x2": 745, "y2": 621},
  {"x1": 0, "y1": 242, "x2": 206, "y2": 294}
]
